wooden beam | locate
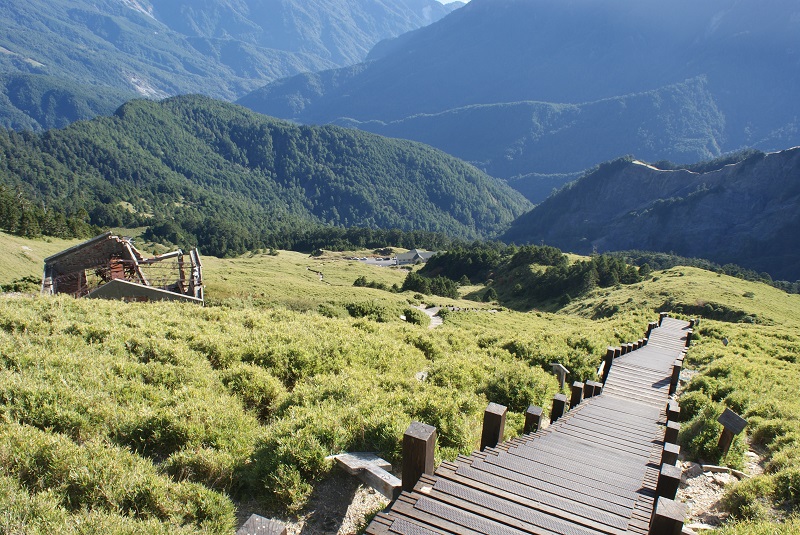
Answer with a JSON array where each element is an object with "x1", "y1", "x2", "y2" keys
[
  {"x1": 480, "y1": 403, "x2": 507, "y2": 451},
  {"x1": 402, "y1": 422, "x2": 436, "y2": 492},
  {"x1": 602, "y1": 347, "x2": 614, "y2": 384},
  {"x1": 665, "y1": 421, "x2": 680, "y2": 445},
  {"x1": 524, "y1": 405, "x2": 544, "y2": 434},
  {"x1": 570, "y1": 381, "x2": 584, "y2": 409},
  {"x1": 550, "y1": 393, "x2": 567, "y2": 424},
  {"x1": 656, "y1": 463, "x2": 682, "y2": 499},
  {"x1": 649, "y1": 497, "x2": 687, "y2": 535},
  {"x1": 669, "y1": 359, "x2": 682, "y2": 396},
  {"x1": 667, "y1": 400, "x2": 680, "y2": 423},
  {"x1": 661, "y1": 443, "x2": 680, "y2": 466}
]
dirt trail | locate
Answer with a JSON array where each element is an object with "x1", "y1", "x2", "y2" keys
[{"x1": 416, "y1": 305, "x2": 443, "y2": 329}]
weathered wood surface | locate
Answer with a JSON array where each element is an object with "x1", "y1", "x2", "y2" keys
[{"x1": 366, "y1": 317, "x2": 691, "y2": 535}]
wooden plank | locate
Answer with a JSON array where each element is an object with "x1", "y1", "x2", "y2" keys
[
  {"x1": 436, "y1": 465, "x2": 631, "y2": 533},
  {"x1": 366, "y1": 318, "x2": 692, "y2": 535}
]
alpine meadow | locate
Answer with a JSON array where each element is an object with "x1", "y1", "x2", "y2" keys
[{"x1": 1, "y1": 0, "x2": 799, "y2": 534}]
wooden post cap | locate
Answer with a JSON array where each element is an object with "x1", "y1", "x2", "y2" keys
[
  {"x1": 570, "y1": 381, "x2": 584, "y2": 409},
  {"x1": 480, "y1": 402, "x2": 507, "y2": 452},
  {"x1": 667, "y1": 399, "x2": 680, "y2": 423},
  {"x1": 665, "y1": 421, "x2": 680, "y2": 445},
  {"x1": 524, "y1": 405, "x2": 544, "y2": 434},
  {"x1": 649, "y1": 496, "x2": 687, "y2": 535},
  {"x1": 656, "y1": 462, "x2": 682, "y2": 499},
  {"x1": 402, "y1": 421, "x2": 436, "y2": 491},
  {"x1": 662, "y1": 442, "x2": 680, "y2": 466},
  {"x1": 551, "y1": 393, "x2": 567, "y2": 424}
]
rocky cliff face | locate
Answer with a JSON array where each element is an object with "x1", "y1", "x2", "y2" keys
[{"x1": 503, "y1": 148, "x2": 800, "y2": 281}]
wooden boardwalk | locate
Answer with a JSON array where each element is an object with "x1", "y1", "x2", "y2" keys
[{"x1": 366, "y1": 317, "x2": 690, "y2": 535}]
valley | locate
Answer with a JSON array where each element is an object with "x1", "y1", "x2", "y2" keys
[{"x1": 1, "y1": 0, "x2": 799, "y2": 533}]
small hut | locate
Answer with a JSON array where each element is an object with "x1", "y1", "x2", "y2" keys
[{"x1": 41, "y1": 232, "x2": 203, "y2": 304}]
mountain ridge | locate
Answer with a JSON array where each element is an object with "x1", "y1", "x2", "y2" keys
[
  {"x1": 0, "y1": 95, "x2": 530, "y2": 256},
  {"x1": 239, "y1": 0, "x2": 800, "y2": 188},
  {"x1": 0, "y1": 0, "x2": 459, "y2": 130},
  {"x1": 503, "y1": 147, "x2": 800, "y2": 281}
]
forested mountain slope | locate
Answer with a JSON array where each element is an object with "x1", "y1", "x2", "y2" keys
[
  {"x1": 240, "y1": 0, "x2": 800, "y2": 197},
  {"x1": 0, "y1": 0, "x2": 459, "y2": 130},
  {"x1": 0, "y1": 95, "x2": 530, "y2": 256},
  {"x1": 503, "y1": 149, "x2": 800, "y2": 281}
]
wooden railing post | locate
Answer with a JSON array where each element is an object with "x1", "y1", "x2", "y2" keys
[
  {"x1": 667, "y1": 400, "x2": 680, "y2": 423},
  {"x1": 402, "y1": 422, "x2": 436, "y2": 492},
  {"x1": 646, "y1": 321, "x2": 657, "y2": 338},
  {"x1": 649, "y1": 496, "x2": 687, "y2": 535},
  {"x1": 524, "y1": 405, "x2": 543, "y2": 434},
  {"x1": 589, "y1": 380, "x2": 603, "y2": 396},
  {"x1": 661, "y1": 443, "x2": 680, "y2": 466},
  {"x1": 570, "y1": 381, "x2": 584, "y2": 409},
  {"x1": 669, "y1": 359, "x2": 682, "y2": 396},
  {"x1": 665, "y1": 421, "x2": 680, "y2": 445},
  {"x1": 480, "y1": 403, "x2": 507, "y2": 451},
  {"x1": 659, "y1": 312, "x2": 668, "y2": 326},
  {"x1": 685, "y1": 329, "x2": 693, "y2": 348},
  {"x1": 550, "y1": 394, "x2": 567, "y2": 424},
  {"x1": 614, "y1": 346, "x2": 622, "y2": 359},
  {"x1": 656, "y1": 463, "x2": 682, "y2": 499},
  {"x1": 602, "y1": 347, "x2": 614, "y2": 384}
]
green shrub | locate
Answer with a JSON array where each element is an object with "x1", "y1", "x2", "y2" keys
[
  {"x1": 680, "y1": 403, "x2": 724, "y2": 461},
  {"x1": 163, "y1": 447, "x2": 238, "y2": 492},
  {"x1": 317, "y1": 303, "x2": 348, "y2": 318},
  {"x1": 774, "y1": 468, "x2": 800, "y2": 506},
  {"x1": 250, "y1": 431, "x2": 328, "y2": 512},
  {"x1": 344, "y1": 301, "x2": 392, "y2": 323},
  {"x1": 403, "y1": 307, "x2": 430, "y2": 327},
  {"x1": 721, "y1": 475, "x2": 775, "y2": 520},
  {"x1": 115, "y1": 411, "x2": 190, "y2": 460},
  {"x1": 679, "y1": 391, "x2": 712, "y2": 422},
  {"x1": 189, "y1": 337, "x2": 235, "y2": 369},
  {"x1": 479, "y1": 360, "x2": 557, "y2": 413},
  {"x1": 220, "y1": 363, "x2": 286, "y2": 420},
  {"x1": 751, "y1": 418, "x2": 794, "y2": 447},
  {"x1": 0, "y1": 423, "x2": 235, "y2": 532},
  {"x1": 724, "y1": 391, "x2": 752, "y2": 415}
]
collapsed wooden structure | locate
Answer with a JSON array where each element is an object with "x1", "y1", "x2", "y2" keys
[
  {"x1": 365, "y1": 315, "x2": 692, "y2": 535},
  {"x1": 41, "y1": 232, "x2": 203, "y2": 304}
]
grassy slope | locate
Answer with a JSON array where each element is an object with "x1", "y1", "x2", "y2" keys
[
  {"x1": 0, "y1": 233, "x2": 80, "y2": 286},
  {"x1": 2, "y1": 233, "x2": 800, "y2": 532}
]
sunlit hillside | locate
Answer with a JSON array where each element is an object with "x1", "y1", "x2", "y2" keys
[{"x1": 1, "y1": 232, "x2": 799, "y2": 533}]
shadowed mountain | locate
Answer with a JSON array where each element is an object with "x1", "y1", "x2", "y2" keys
[
  {"x1": 503, "y1": 148, "x2": 800, "y2": 281},
  {"x1": 239, "y1": 0, "x2": 800, "y2": 197},
  {"x1": 0, "y1": 0, "x2": 459, "y2": 129}
]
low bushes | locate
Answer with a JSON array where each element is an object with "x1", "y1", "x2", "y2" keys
[{"x1": 402, "y1": 307, "x2": 430, "y2": 327}]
